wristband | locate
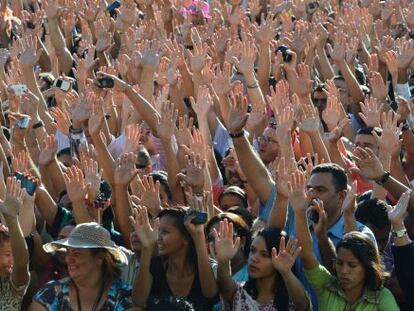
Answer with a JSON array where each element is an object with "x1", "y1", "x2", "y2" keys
[
  {"x1": 32, "y1": 121, "x2": 44, "y2": 129},
  {"x1": 375, "y1": 171, "x2": 390, "y2": 186},
  {"x1": 229, "y1": 130, "x2": 245, "y2": 138}
]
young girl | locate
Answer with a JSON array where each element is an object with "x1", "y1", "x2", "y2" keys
[
  {"x1": 214, "y1": 219, "x2": 310, "y2": 310},
  {"x1": 0, "y1": 177, "x2": 31, "y2": 310},
  {"x1": 290, "y1": 170, "x2": 399, "y2": 310},
  {"x1": 132, "y1": 206, "x2": 217, "y2": 310}
]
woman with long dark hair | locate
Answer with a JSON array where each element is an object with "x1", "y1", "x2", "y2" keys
[
  {"x1": 214, "y1": 219, "x2": 310, "y2": 310},
  {"x1": 131, "y1": 206, "x2": 217, "y2": 310}
]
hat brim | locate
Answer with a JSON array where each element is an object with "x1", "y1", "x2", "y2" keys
[{"x1": 43, "y1": 237, "x2": 128, "y2": 266}]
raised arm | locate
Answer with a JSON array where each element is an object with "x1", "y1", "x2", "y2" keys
[
  {"x1": 0, "y1": 177, "x2": 30, "y2": 290},
  {"x1": 226, "y1": 91, "x2": 274, "y2": 204},
  {"x1": 213, "y1": 219, "x2": 239, "y2": 302},
  {"x1": 131, "y1": 206, "x2": 158, "y2": 307},
  {"x1": 289, "y1": 170, "x2": 319, "y2": 270}
]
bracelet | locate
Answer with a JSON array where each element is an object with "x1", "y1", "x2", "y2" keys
[
  {"x1": 69, "y1": 126, "x2": 83, "y2": 134},
  {"x1": 229, "y1": 130, "x2": 245, "y2": 138},
  {"x1": 32, "y1": 121, "x2": 44, "y2": 129},
  {"x1": 375, "y1": 171, "x2": 390, "y2": 186}
]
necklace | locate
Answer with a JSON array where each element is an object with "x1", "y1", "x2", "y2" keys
[{"x1": 74, "y1": 280, "x2": 105, "y2": 311}]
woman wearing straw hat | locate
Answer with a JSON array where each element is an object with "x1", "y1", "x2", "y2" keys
[{"x1": 29, "y1": 222, "x2": 137, "y2": 311}]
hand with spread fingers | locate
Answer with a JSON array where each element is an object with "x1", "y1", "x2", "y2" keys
[{"x1": 129, "y1": 205, "x2": 159, "y2": 249}]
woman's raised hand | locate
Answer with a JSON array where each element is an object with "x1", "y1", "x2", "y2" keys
[{"x1": 271, "y1": 236, "x2": 301, "y2": 275}]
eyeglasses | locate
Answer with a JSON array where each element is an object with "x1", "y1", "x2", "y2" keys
[{"x1": 257, "y1": 136, "x2": 278, "y2": 144}]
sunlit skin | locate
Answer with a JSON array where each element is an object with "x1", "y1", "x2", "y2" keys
[
  {"x1": 157, "y1": 216, "x2": 189, "y2": 257},
  {"x1": 258, "y1": 127, "x2": 280, "y2": 165},
  {"x1": 65, "y1": 248, "x2": 103, "y2": 281},
  {"x1": 335, "y1": 248, "x2": 366, "y2": 303},
  {"x1": 306, "y1": 173, "x2": 346, "y2": 226},
  {"x1": 248, "y1": 236, "x2": 275, "y2": 280},
  {"x1": 0, "y1": 240, "x2": 13, "y2": 277},
  {"x1": 354, "y1": 134, "x2": 379, "y2": 156},
  {"x1": 208, "y1": 221, "x2": 246, "y2": 273}
]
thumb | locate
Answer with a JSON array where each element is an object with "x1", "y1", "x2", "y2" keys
[{"x1": 176, "y1": 172, "x2": 189, "y2": 185}]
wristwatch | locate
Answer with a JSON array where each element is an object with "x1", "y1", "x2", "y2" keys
[
  {"x1": 392, "y1": 228, "x2": 408, "y2": 238},
  {"x1": 375, "y1": 171, "x2": 390, "y2": 186}
]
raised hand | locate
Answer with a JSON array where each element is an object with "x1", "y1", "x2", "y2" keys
[
  {"x1": 129, "y1": 205, "x2": 159, "y2": 248},
  {"x1": 38, "y1": 135, "x2": 58, "y2": 166},
  {"x1": 350, "y1": 147, "x2": 384, "y2": 181},
  {"x1": 141, "y1": 41, "x2": 161, "y2": 71},
  {"x1": 63, "y1": 165, "x2": 90, "y2": 203},
  {"x1": 275, "y1": 105, "x2": 294, "y2": 145},
  {"x1": 123, "y1": 124, "x2": 141, "y2": 154},
  {"x1": 227, "y1": 92, "x2": 249, "y2": 134},
  {"x1": 187, "y1": 29, "x2": 208, "y2": 73},
  {"x1": 288, "y1": 170, "x2": 309, "y2": 212},
  {"x1": 11, "y1": 150, "x2": 30, "y2": 174},
  {"x1": 83, "y1": 158, "x2": 102, "y2": 202},
  {"x1": 191, "y1": 85, "x2": 213, "y2": 117},
  {"x1": 322, "y1": 95, "x2": 341, "y2": 130},
  {"x1": 252, "y1": 13, "x2": 277, "y2": 45},
  {"x1": 213, "y1": 219, "x2": 240, "y2": 262},
  {"x1": 51, "y1": 106, "x2": 71, "y2": 135},
  {"x1": 387, "y1": 190, "x2": 411, "y2": 228},
  {"x1": 327, "y1": 31, "x2": 346, "y2": 63},
  {"x1": 267, "y1": 79, "x2": 290, "y2": 115},
  {"x1": 211, "y1": 62, "x2": 235, "y2": 96},
  {"x1": 88, "y1": 99, "x2": 105, "y2": 137},
  {"x1": 177, "y1": 153, "x2": 205, "y2": 190},
  {"x1": 270, "y1": 157, "x2": 296, "y2": 197},
  {"x1": 395, "y1": 38, "x2": 414, "y2": 70},
  {"x1": 18, "y1": 35, "x2": 43, "y2": 68},
  {"x1": 368, "y1": 72, "x2": 388, "y2": 101},
  {"x1": 233, "y1": 38, "x2": 257, "y2": 75},
  {"x1": 358, "y1": 96, "x2": 383, "y2": 127},
  {"x1": 0, "y1": 177, "x2": 25, "y2": 218},
  {"x1": 373, "y1": 110, "x2": 402, "y2": 157},
  {"x1": 175, "y1": 115, "x2": 193, "y2": 148},
  {"x1": 134, "y1": 175, "x2": 162, "y2": 218},
  {"x1": 287, "y1": 63, "x2": 313, "y2": 98},
  {"x1": 156, "y1": 101, "x2": 178, "y2": 141},
  {"x1": 342, "y1": 180, "x2": 357, "y2": 215},
  {"x1": 299, "y1": 104, "x2": 320, "y2": 132},
  {"x1": 114, "y1": 153, "x2": 139, "y2": 187},
  {"x1": 272, "y1": 236, "x2": 301, "y2": 275}
]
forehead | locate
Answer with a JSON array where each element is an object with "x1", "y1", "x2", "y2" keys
[
  {"x1": 355, "y1": 134, "x2": 377, "y2": 146},
  {"x1": 337, "y1": 247, "x2": 360, "y2": 263},
  {"x1": 308, "y1": 172, "x2": 334, "y2": 188},
  {"x1": 251, "y1": 235, "x2": 267, "y2": 251}
]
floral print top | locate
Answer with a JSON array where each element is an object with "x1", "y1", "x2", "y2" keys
[{"x1": 33, "y1": 277, "x2": 133, "y2": 310}]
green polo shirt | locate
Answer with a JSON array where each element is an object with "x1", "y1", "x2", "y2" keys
[{"x1": 304, "y1": 264, "x2": 399, "y2": 311}]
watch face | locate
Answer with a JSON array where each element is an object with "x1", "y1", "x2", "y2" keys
[{"x1": 394, "y1": 229, "x2": 407, "y2": 238}]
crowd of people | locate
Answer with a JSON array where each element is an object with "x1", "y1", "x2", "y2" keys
[{"x1": 0, "y1": 0, "x2": 413, "y2": 310}]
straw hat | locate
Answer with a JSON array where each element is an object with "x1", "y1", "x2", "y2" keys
[{"x1": 43, "y1": 222, "x2": 128, "y2": 265}]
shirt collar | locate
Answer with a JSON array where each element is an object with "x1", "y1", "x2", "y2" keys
[{"x1": 326, "y1": 279, "x2": 380, "y2": 306}]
